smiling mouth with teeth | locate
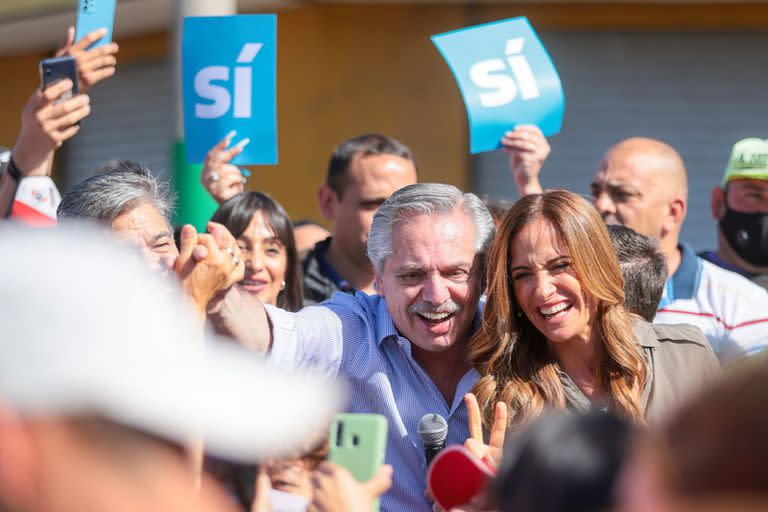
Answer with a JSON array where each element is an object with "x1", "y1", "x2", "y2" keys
[
  {"x1": 540, "y1": 301, "x2": 572, "y2": 319},
  {"x1": 417, "y1": 311, "x2": 456, "y2": 323}
]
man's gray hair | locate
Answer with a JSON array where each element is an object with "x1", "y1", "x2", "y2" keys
[
  {"x1": 367, "y1": 183, "x2": 495, "y2": 272},
  {"x1": 57, "y1": 161, "x2": 175, "y2": 227}
]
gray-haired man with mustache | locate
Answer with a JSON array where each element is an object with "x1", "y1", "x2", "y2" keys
[{"x1": 208, "y1": 183, "x2": 495, "y2": 512}]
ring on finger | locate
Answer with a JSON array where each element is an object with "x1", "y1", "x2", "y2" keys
[
  {"x1": 209, "y1": 170, "x2": 220, "y2": 182},
  {"x1": 232, "y1": 256, "x2": 240, "y2": 266},
  {"x1": 225, "y1": 246, "x2": 235, "y2": 256}
]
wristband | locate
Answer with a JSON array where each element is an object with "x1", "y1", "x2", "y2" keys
[{"x1": 6, "y1": 157, "x2": 23, "y2": 182}]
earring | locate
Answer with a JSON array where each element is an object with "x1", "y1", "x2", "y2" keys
[
  {"x1": 515, "y1": 307, "x2": 522, "y2": 318},
  {"x1": 280, "y1": 280, "x2": 286, "y2": 291}
]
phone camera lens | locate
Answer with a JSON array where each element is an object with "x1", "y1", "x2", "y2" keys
[{"x1": 46, "y1": 68, "x2": 52, "y2": 74}]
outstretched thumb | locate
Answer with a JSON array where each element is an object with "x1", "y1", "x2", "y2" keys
[{"x1": 177, "y1": 224, "x2": 197, "y2": 263}]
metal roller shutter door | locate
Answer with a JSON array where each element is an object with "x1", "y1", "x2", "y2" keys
[
  {"x1": 472, "y1": 31, "x2": 768, "y2": 251},
  {"x1": 58, "y1": 58, "x2": 174, "y2": 191}
]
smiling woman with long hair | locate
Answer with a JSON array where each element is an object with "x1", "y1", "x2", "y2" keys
[
  {"x1": 468, "y1": 190, "x2": 719, "y2": 430},
  {"x1": 211, "y1": 192, "x2": 303, "y2": 312}
]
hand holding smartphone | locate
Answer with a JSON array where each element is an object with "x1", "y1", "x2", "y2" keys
[
  {"x1": 75, "y1": 0, "x2": 117, "y2": 49},
  {"x1": 39, "y1": 56, "x2": 80, "y2": 103},
  {"x1": 328, "y1": 413, "x2": 388, "y2": 512}
]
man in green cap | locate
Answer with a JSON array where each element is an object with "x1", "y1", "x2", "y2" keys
[{"x1": 700, "y1": 138, "x2": 768, "y2": 290}]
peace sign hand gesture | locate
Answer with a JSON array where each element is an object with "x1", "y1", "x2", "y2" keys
[{"x1": 464, "y1": 393, "x2": 508, "y2": 469}]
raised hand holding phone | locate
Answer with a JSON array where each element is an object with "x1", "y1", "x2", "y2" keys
[
  {"x1": 10, "y1": 77, "x2": 90, "y2": 179},
  {"x1": 75, "y1": 0, "x2": 116, "y2": 49},
  {"x1": 327, "y1": 413, "x2": 388, "y2": 512},
  {"x1": 310, "y1": 462, "x2": 393, "y2": 512},
  {"x1": 57, "y1": 25, "x2": 119, "y2": 92},
  {"x1": 40, "y1": 56, "x2": 79, "y2": 102}
]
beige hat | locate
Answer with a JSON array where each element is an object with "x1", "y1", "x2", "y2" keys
[{"x1": 0, "y1": 224, "x2": 341, "y2": 462}]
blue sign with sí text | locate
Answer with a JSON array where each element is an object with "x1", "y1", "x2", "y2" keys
[
  {"x1": 432, "y1": 17, "x2": 564, "y2": 154},
  {"x1": 182, "y1": 15, "x2": 277, "y2": 164}
]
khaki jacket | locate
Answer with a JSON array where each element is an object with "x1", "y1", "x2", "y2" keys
[
  {"x1": 638, "y1": 321, "x2": 722, "y2": 424},
  {"x1": 559, "y1": 321, "x2": 721, "y2": 425}
]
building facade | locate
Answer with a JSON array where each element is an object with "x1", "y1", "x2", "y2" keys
[{"x1": 0, "y1": 1, "x2": 766, "y2": 249}]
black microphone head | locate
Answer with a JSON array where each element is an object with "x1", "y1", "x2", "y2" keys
[{"x1": 418, "y1": 413, "x2": 448, "y2": 446}]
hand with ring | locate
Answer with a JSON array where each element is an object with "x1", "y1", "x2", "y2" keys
[
  {"x1": 200, "y1": 130, "x2": 251, "y2": 205},
  {"x1": 175, "y1": 222, "x2": 245, "y2": 313}
]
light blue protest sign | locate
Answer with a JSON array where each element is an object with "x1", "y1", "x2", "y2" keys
[
  {"x1": 432, "y1": 17, "x2": 564, "y2": 154},
  {"x1": 182, "y1": 15, "x2": 277, "y2": 164}
]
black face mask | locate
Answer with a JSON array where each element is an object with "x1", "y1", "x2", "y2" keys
[{"x1": 719, "y1": 204, "x2": 768, "y2": 267}]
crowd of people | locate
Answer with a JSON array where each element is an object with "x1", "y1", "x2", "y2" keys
[{"x1": 1, "y1": 24, "x2": 767, "y2": 512}]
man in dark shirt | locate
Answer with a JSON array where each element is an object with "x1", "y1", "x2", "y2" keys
[{"x1": 302, "y1": 134, "x2": 418, "y2": 304}]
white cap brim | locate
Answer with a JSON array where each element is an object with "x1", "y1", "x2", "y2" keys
[{"x1": 0, "y1": 224, "x2": 342, "y2": 462}]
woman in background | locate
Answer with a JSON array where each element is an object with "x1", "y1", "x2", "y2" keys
[{"x1": 210, "y1": 191, "x2": 302, "y2": 312}]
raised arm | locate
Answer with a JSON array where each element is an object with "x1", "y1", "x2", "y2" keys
[
  {"x1": 200, "y1": 132, "x2": 250, "y2": 205},
  {"x1": 203, "y1": 229, "x2": 347, "y2": 374},
  {"x1": 202, "y1": 221, "x2": 273, "y2": 352},
  {"x1": 207, "y1": 285, "x2": 273, "y2": 352},
  {"x1": 1, "y1": 80, "x2": 90, "y2": 217},
  {"x1": 1, "y1": 27, "x2": 118, "y2": 218},
  {"x1": 501, "y1": 124, "x2": 550, "y2": 198},
  {"x1": 55, "y1": 26, "x2": 119, "y2": 93}
]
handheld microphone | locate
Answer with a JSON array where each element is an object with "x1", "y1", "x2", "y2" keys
[{"x1": 418, "y1": 413, "x2": 448, "y2": 466}]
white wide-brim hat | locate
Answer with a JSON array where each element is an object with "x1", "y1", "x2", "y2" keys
[{"x1": 0, "y1": 224, "x2": 341, "y2": 462}]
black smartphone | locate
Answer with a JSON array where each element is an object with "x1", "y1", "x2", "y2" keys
[{"x1": 39, "y1": 56, "x2": 80, "y2": 103}]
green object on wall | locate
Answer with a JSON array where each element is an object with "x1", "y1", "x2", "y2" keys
[{"x1": 172, "y1": 139, "x2": 217, "y2": 231}]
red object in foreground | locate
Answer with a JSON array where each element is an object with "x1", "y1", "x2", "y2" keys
[
  {"x1": 10, "y1": 200, "x2": 57, "y2": 226},
  {"x1": 427, "y1": 445, "x2": 496, "y2": 511},
  {"x1": 9, "y1": 176, "x2": 60, "y2": 226}
]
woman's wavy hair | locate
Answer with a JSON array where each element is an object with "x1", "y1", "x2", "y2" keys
[
  {"x1": 468, "y1": 190, "x2": 647, "y2": 429},
  {"x1": 211, "y1": 192, "x2": 303, "y2": 312}
]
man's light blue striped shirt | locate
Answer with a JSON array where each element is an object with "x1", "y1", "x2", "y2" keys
[{"x1": 265, "y1": 291, "x2": 479, "y2": 512}]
